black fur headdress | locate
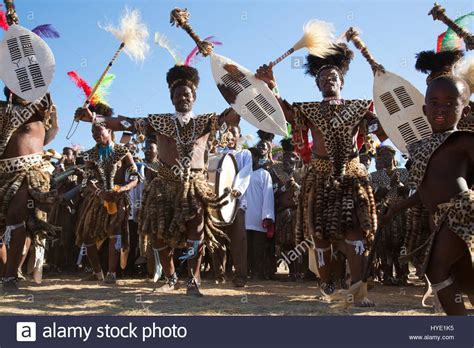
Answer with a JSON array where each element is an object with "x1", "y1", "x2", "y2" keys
[
  {"x1": 415, "y1": 49, "x2": 464, "y2": 83},
  {"x1": 280, "y1": 138, "x2": 295, "y2": 152},
  {"x1": 305, "y1": 43, "x2": 354, "y2": 80},
  {"x1": 166, "y1": 65, "x2": 200, "y2": 96},
  {"x1": 257, "y1": 130, "x2": 275, "y2": 142},
  {"x1": 89, "y1": 102, "x2": 114, "y2": 118}
]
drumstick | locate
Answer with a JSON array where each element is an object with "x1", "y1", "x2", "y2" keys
[
  {"x1": 429, "y1": 3, "x2": 473, "y2": 51},
  {"x1": 170, "y1": 8, "x2": 214, "y2": 57},
  {"x1": 345, "y1": 27, "x2": 385, "y2": 75}
]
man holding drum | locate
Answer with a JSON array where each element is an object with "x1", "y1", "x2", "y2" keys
[
  {"x1": 211, "y1": 121, "x2": 252, "y2": 287},
  {"x1": 75, "y1": 64, "x2": 237, "y2": 296}
]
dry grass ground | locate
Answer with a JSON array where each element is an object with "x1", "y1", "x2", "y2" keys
[{"x1": 1, "y1": 274, "x2": 472, "y2": 316}]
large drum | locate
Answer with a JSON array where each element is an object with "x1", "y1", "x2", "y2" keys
[{"x1": 207, "y1": 153, "x2": 238, "y2": 226}]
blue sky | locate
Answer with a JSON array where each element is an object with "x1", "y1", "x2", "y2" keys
[{"x1": 3, "y1": 0, "x2": 473, "y2": 157}]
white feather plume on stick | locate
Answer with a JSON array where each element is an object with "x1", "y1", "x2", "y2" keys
[
  {"x1": 454, "y1": 55, "x2": 474, "y2": 96},
  {"x1": 293, "y1": 20, "x2": 337, "y2": 57},
  {"x1": 269, "y1": 19, "x2": 337, "y2": 67},
  {"x1": 101, "y1": 7, "x2": 150, "y2": 63},
  {"x1": 154, "y1": 32, "x2": 183, "y2": 65}
]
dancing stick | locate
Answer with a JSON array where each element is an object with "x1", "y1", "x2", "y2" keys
[
  {"x1": 67, "y1": 43, "x2": 126, "y2": 139},
  {"x1": 170, "y1": 8, "x2": 214, "y2": 56},
  {"x1": 269, "y1": 48, "x2": 296, "y2": 68},
  {"x1": 4, "y1": 0, "x2": 18, "y2": 25},
  {"x1": 68, "y1": 8, "x2": 149, "y2": 139},
  {"x1": 345, "y1": 27, "x2": 385, "y2": 74},
  {"x1": 83, "y1": 43, "x2": 124, "y2": 109},
  {"x1": 429, "y1": 3, "x2": 473, "y2": 50}
]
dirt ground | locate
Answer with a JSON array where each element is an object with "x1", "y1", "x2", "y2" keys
[{"x1": 1, "y1": 273, "x2": 472, "y2": 316}]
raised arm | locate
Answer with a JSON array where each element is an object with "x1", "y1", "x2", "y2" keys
[{"x1": 255, "y1": 64, "x2": 296, "y2": 123}]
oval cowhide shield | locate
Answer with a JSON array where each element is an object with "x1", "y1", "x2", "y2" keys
[{"x1": 0, "y1": 24, "x2": 55, "y2": 102}]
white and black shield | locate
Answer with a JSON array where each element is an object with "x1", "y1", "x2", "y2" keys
[
  {"x1": 373, "y1": 70, "x2": 432, "y2": 154},
  {"x1": 210, "y1": 53, "x2": 288, "y2": 137},
  {"x1": 0, "y1": 25, "x2": 55, "y2": 102}
]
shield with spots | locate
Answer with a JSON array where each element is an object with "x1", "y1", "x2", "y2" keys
[
  {"x1": 0, "y1": 24, "x2": 55, "y2": 102},
  {"x1": 210, "y1": 53, "x2": 288, "y2": 137}
]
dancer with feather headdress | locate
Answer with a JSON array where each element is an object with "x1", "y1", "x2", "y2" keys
[{"x1": 256, "y1": 20, "x2": 384, "y2": 306}]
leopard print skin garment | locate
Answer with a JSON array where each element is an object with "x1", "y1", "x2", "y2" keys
[
  {"x1": 293, "y1": 100, "x2": 371, "y2": 179},
  {"x1": 82, "y1": 143, "x2": 131, "y2": 191},
  {"x1": 136, "y1": 113, "x2": 218, "y2": 163}
]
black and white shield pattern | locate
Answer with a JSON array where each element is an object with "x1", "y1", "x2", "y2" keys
[{"x1": 0, "y1": 25, "x2": 55, "y2": 102}]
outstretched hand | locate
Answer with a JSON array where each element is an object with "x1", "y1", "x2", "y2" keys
[
  {"x1": 255, "y1": 64, "x2": 276, "y2": 89},
  {"x1": 74, "y1": 107, "x2": 93, "y2": 122}
]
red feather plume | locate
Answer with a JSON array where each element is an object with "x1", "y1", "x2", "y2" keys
[
  {"x1": 0, "y1": 5, "x2": 9, "y2": 31},
  {"x1": 67, "y1": 71, "x2": 94, "y2": 105}
]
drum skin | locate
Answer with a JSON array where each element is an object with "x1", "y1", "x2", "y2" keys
[{"x1": 207, "y1": 153, "x2": 238, "y2": 226}]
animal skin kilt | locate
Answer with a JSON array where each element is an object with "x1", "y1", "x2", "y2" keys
[
  {"x1": 276, "y1": 207, "x2": 298, "y2": 249},
  {"x1": 402, "y1": 130, "x2": 474, "y2": 276},
  {"x1": 138, "y1": 164, "x2": 228, "y2": 252},
  {"x1": 75, "y1": 192, "x2": 130, "y2": 247},
  {"x1": 369, "y1": 168, "x2": 409, "y2": 270},
  {"x1": 433, "y1": 190, "x2": 474, "y2": 255},
  {"x1": 295, "y1": 156, "x2": 377, "y2": 248},
  {"x1": 0, "y1": 153, "x2": 60, "y2": 242},
  {"x1": 75, "y1": 144, "x2": 134, "y2": 248}
]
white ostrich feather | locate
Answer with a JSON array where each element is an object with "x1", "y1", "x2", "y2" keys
[{"x1": 101, "y1": 8, "x2": 150, "y2": 63}]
